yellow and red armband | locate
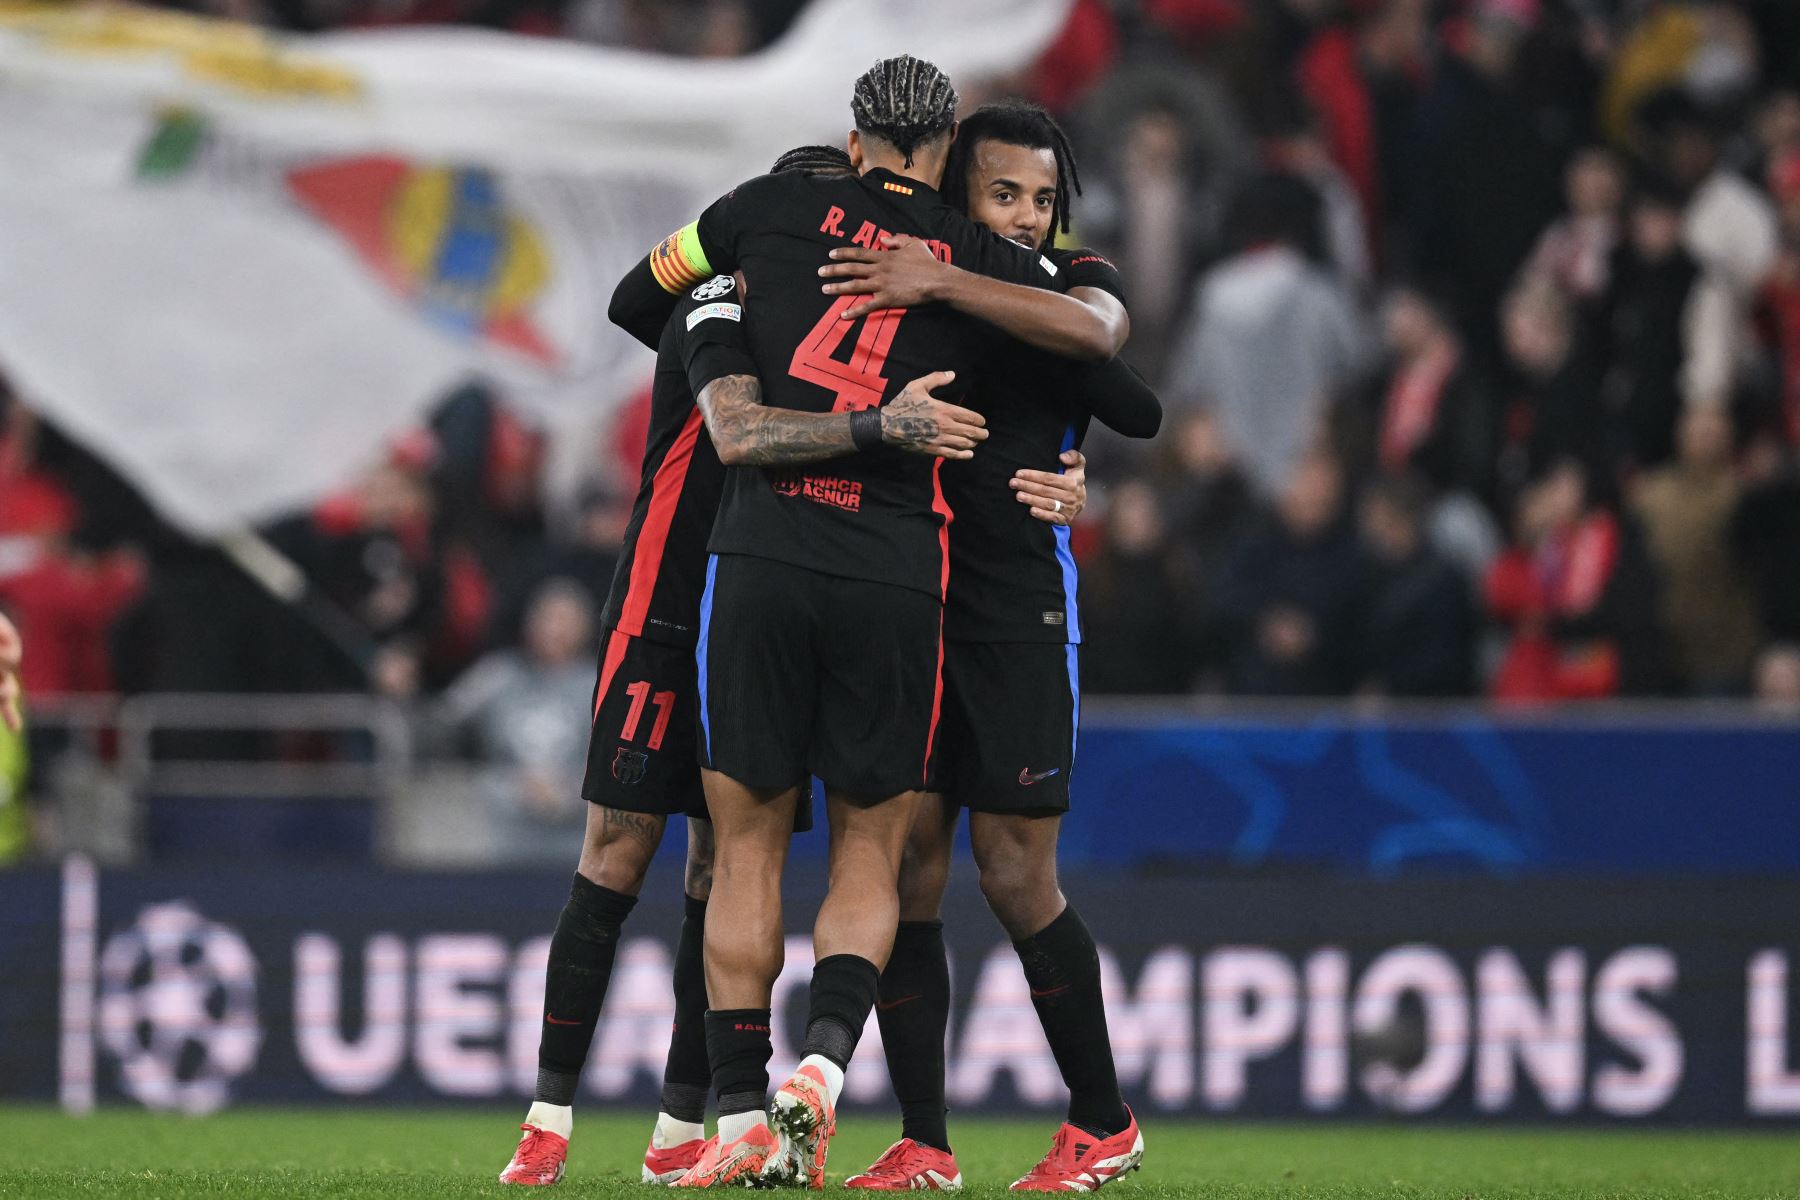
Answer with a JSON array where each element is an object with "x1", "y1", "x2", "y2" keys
[{"x1": 647, "y1": 221, "x2": 714, "y2": 294}]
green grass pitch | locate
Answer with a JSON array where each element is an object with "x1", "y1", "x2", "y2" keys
[{"x1": 0, "y1": 1106, "x2": 1796, "y2": 1198}]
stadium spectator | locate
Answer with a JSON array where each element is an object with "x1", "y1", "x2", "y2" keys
[
  {"x1": 1262, "y1": 92, "x2": 1373, "y2": 287},
  {"x1": 1357, "y1": 473, "x2": 1476, "y2": 697},
  {"x1": 1161, "y1": 410, "x2": 1253, "y2": 566},
  {"x1": 0, "y1": 398, "x2": 144, "y2": 696},
  {"x1": 1215, "y1": 451, "x2": 1367, "y2": 696},
  {"x1": 1484, "y1": 459, "x2": 1665, "y2": 702},
  {"x1": 437, "y1": 578, "x2": 598, "y2": 862},
  {"x1": 268, "y1": 454, "x2": 452, "y2": 692},
  {"x1": 1630, "y1": 407, "x2": 1761, "y2": 693},
  {"x1": 1350, "y1": 283, "x2": 1498, "y2": 505},
  {"x1": 1600, "y1": 177, "x2": 1701, "y2": 470},
  {"x1": 1518, "y1": 146, "x2": 1626, "y2": 308},
  {"x1": 1497, "y1": 279, "x2": 1607, "y2": 494},
  {"x1": 1079, "y1": 481, "x2": 1199, "y2": 695},
  {"x1": 1293, "y1": 0, "x2": 1431, "y2": 267},
  {"x1": 1409, "y1": 0, "x2": 1562, "y2": 364},
  {"x1": 1638, "y1": 87, "x2": 1779, "y2": 411},
  {"x1": 1166, "y1": 172, "x2": 1371, "y2": 499}
]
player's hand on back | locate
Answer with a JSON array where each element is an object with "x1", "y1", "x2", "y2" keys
[
  {"x1": 820, "y1": 234, "x2": 951, "y2": 319},
  {"x1": 881, "y1": 370, "x2": 987, "y2": 460},
  {"x1": 1011, "y1": 449, "x2": 1086, "y2": 526}
]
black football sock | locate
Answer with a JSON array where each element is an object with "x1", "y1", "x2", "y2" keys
[
  {"x1": 706, "y1": 1008, "x2": 774, "y2": 1117},
  {"x1": 1015, "y1": 905, "x2": 1129, "y2": 1138},
  {"x1": 535, "y1": 874, "x2": 639, "y2": 1105},
  {"x1": 658, "y1": 894, "x2": 711, "y2": 1124},
  {"x1": 876, "y1": 921, "x2": 952, "y2": 1152},
  {"x1": 800, "y1": 953, "x2": 882, "y2": 1070}
]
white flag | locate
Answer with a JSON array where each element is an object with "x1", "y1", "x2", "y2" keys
[{"x1": 0, "y1": 0, "x2": 1071, "y2": 534}]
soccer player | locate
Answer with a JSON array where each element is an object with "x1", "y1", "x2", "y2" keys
[
  {"x1": 820, "y1": 102, "x2": 1158, "y2": 1193},
  {"x1": 498, "y1": 144, "x2": 1002, "y2": 1189},
  {"x1": 608, "y1": 56, "x2": 1131, "y2": 1190}
]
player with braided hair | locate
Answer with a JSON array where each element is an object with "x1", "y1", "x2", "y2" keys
[
  {"x1": 495, "y1": 144, "x2": 993, "y2": 1191},
  {"x1": 839, "y1": 99, "x2": 1156, "y2": 1194},
  {"x1": 848, "y1": 52, "x2": 960, "y2": 169}
]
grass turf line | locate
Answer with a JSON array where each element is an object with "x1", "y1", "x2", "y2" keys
[{"x1": 0, "y1": 1107, "x2": 1796, "y2": 1198}]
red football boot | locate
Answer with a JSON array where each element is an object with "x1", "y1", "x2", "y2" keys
[
  {"x1": 1009, "y1": 1110, "x2": 1143, "y2": 1192},
  {"x1": 769, "y1": 1064, "x2": 837, "y2": 1190},
  {"x1": 670, "y1": 1123, "x2": 794, "y2": 1188},
  {"x1": 845, "y1": 1138, "x2": 964, "y2": 1191},
  {"x1": 498, "y1": 1124, "x2": 568, "y2": 1186},
  {"x1": 642, "y1": 1133, "x2": 707, "y2": 1185}
]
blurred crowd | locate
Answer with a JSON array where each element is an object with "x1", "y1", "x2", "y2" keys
[{"x1": 7, "y1": 0, "x2": 1800, "y2": 728}]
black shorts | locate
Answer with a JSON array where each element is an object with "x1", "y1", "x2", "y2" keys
[
  {"x1": 697, "y1": 554, "x2": 943, "y2": 798},
  {"x1": 583, "y1": 625, "x2": 815, "y2": 830},
  {"x1": 931, "y1": 640, "x2": 1080, "y2": 815},
  {"x1": 582, "y1": 626, "x2": 708, "y2": 818}
]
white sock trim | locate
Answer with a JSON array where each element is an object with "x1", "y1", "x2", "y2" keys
[
  {"x1": 653, "y1": 1112, "x2": 706, "y2": 1148},
  {"x1": 798, "y1": 1054, "x2": 845, "y2": 1107},
  {"x1": 717, "y1": 1109, "x2": 766, "y2": 1144},
  {"x1": 524, "y1": 1101, "x2": 572, "y2": 1140}
]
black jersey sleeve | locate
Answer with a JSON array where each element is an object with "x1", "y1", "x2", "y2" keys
[
  {"x1": 676, "y1": 277, "x2": 757, "y2": 395},
  {"x1": 1067, "y1": 355, "x2": 1162, "y2": 439},
  {"x1": 610, "y1": 175, "x2": 777, "y2": 349},
  {"x1": 608, "y1": 258, "x2": 675, "y2": 350},
  {"x1": 938, "y1": 209, "x2": 1064, "y2": 290},
  {"x1": 1056, "y1": 247, "x2": 1128, "y2": 307}
]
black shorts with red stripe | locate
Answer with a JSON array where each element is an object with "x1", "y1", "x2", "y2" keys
[
  {"x1": 582, "y1": 625, "x2": 708, "y2": 818},
  {"x1": 583, "y1": 626, "x2": 816, "y2": 831},
  {"x1": 696, "y1": 553, "x2": 943, "y2": 799}
]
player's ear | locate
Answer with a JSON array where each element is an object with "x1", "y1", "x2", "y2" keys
[{"x1": 846, "y1": 130, "x2": 864, "y2": 173}]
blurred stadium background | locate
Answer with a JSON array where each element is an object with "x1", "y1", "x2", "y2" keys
[{"x1": 3, "y1": 0, "x2": 1800, "y2": 1191}]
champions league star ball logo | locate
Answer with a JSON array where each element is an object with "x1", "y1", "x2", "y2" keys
[{"x1": 97, "y1": 901, "x2": 261, "y2": 1113}]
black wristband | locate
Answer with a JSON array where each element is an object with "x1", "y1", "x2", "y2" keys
[{"x1": 849, "y1": 408, "x2": 884, "y2": 451}]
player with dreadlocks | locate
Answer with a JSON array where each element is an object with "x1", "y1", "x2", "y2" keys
[
  {"x1": 821, "y1": 100, "x2": 1158, "y2": 1194},
  {"x1": 604, "y1": 55, "x2": 1148, "y2": 1189},
  {"x1": 495, "y1": 143, "x2": 1000, "y2": 1190}
]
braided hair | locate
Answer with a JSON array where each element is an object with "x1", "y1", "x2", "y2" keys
[
  {"x1": 850, "y1": 54, "x2": 959, "y2": 169},
  {"x1": 942, "y1": 99, "x2": 1083, "y2": 243},
  {"x1": 770, "y1": 144, "x2": 853, "y2": 176}
]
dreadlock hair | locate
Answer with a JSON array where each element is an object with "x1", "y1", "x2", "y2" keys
[
  {"x1": 771, "y1": 144, "x2": 853, "y2": 176},
  {"x1": 850, "y1": 54, "x2": 959, "y2": 169},
  {"x1": 941, "y1": 99, "x2": 1083, "y2": 244}
]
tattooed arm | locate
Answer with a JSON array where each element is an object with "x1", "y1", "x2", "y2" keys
[{"x1": 696, "y1": 370, "x2": 988, "y2": 467}]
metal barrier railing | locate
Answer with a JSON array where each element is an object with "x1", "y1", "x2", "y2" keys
[{"x1": 22, "y1": 692, "x2": 414, "y2": 863}]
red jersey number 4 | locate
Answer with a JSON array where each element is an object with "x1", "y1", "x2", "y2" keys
[{"x1": 788, "y1": 296, "x2": 907, "y2": 412}]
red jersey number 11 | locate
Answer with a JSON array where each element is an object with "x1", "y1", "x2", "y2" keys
[{"x1": 788, "y1": 296, "x2": 906, "y2": 412}]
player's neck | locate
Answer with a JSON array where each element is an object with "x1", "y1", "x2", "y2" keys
[{"x1": 858, "y1": 152, "x2": 945, "y2": 191}]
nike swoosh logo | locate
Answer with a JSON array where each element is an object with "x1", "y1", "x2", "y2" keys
[
  {"x1": 877, "y1": 994, "x2": 921, "y2": 1012},
  {"x1": 1030, "y1": 984, "x2": 1070, "y2": 998},
  {"x1": 1018, "y1": 767, "x2": 1061, "y2": 785},
  {"x1": 544, "y1": 1014, "x2": 582, "y2": 1026}
]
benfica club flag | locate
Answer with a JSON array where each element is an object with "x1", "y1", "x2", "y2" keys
[{"x1": 0, "y1": 0, "x2": 1069, "y2": 535}]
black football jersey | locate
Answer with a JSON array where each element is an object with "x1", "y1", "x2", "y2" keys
[
  {"x1": 940, "y1": 248, "x2": 1154, "y2": 644},
  {"x1": 599, "y1": 275, "x2": 756, "y2": 648},
  {"x1": 655, "y1": 167, "x2": 1063, "y2": 597}
]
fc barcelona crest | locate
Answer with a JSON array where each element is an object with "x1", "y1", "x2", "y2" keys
[{"x1": 611, "y1": 747, "x2": 649, "y2": 786}]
